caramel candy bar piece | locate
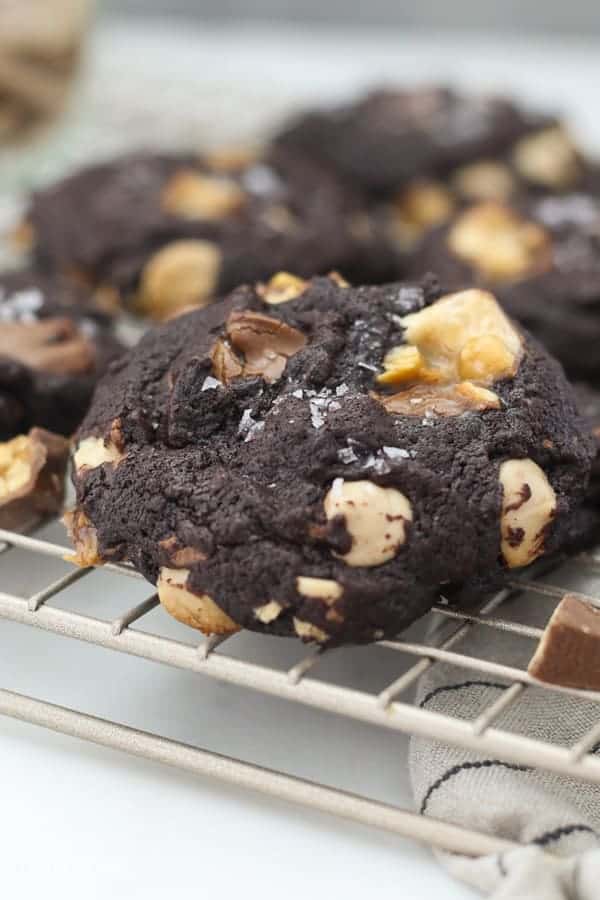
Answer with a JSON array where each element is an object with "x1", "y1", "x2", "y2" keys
[
  {"x1": 0, "y1": 427, "x2": 69, "y2": 531},
  {"x1": 528, "y1": 593, "x2": 600, "y2": 691}
]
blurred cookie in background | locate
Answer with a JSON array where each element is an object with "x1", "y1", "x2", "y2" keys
[
  {"x1": 274, "y1": 85, "x2": 589, "y2": 196},
  {"x1": 0, "y1": 0, "x2": 92, "y2": 144},
  {"x1": 406, "y1": 194, "x2": 600, "y2": 381},
  {"x1": 24, "y1": 146, "x2": 395, "y2": 319},
  {"x1": 0, "y1": 268, "x2": 123, "y2": 439},
  {"x1": 276, "y1": 85, "x2": 599, "y2": 262}
]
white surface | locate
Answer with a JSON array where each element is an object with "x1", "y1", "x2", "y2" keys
[{"x1": 2, "y1": 20, "x2": 600, "y2": 900}]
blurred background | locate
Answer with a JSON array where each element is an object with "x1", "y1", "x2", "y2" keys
[
  {"x1": 1, "y1": 0, "x2": 600, "y2": 232},
  {"x1": 102, "y1": 0, "x2": 600, "y2": 33}
]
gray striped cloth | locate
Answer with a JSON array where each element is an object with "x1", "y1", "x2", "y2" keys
[{"x1": 409, "y1": 609, "x2": 600, "y2": 897}]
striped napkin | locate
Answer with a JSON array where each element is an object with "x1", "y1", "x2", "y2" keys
[{"x1": 409, "y1": 604, "x2": 600, "y2": 898}]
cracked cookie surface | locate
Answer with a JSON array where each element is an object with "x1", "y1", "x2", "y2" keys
[{"x1": 67, "y1": 275, "x2": 594, "y2": 644}]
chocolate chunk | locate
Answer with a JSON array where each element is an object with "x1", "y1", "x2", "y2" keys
[
  {"x1": 0, "y1": 428, "x2": 69, "y2": 531},
  {"x1": 528, "y1": 593, "x2": 600, "y2": 691}
]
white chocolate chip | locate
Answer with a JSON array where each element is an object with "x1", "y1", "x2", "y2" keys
[
  {"x1": 157, "y1": 567, "x2": 239, "y2": 635},
  {"x1": 293, "y1": 617, "x2": 329, "y2": 643},
  {"x1": 451, "y1": 160, "x2": 516, "y2": 202},
  {"x1": 73, "y1": 437, "x2": 124, "y2": 471},
  {"x1": 390, "y1": 181, "x2": 455, "y2": 248},
  {"x1": 254, "y1": 600, "x2": 283, "y2": 623},
  {"x1": 499, "y1": 459, "x2": 557, "y2": 568},
  {"x1": 296, "y1": 576, "x2": 343, "y2": 603},
  {"x1": 323, "y1": 479, "x2": 412, "y2": 568},
  {"x1": 161, "y1": 170, "x2": 246, "y2": 220},
  {"x1": 512, "y1": 127, "x2": 581, "y2": 189}
]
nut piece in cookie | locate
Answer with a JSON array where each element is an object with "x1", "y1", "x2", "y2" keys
[
  {"x1": 380, "y1": 382, "x2": 500, "y2": 417},
  {"x1": 399, "y1": 289, "x2": 522, "y2": 384},
  {"x1": 257, "y1": 272, "x2": 308, "y2": 305},
  {"x1": 499, "y1": 459, "x2": 557, "y2": 568},
  {"x1": 211, "y1": 309, "x2": 306, "y2": 384},
  {"x1": 74, "y1": 435, "x2": 124, "y2": 471},
  {"x1": 157, "y1": 567, "x2": 239, "y2": 635},
  {"x1": 323, "y1": 479, "x2": 412, "y2": 568},
  {"x1": 447, "y1": 203, "x2": 551, "y2": 282},
  {"x1": 63, "y1": 508, "x2": 103, "y2": 567},
  {"x1": 375, "y1": 289, "x2": 518, "y2": 416},
  {"x1": 0, "y1": 428, "x2": 69, "y2": 530},
  {"x1": 137, "y1": 239, "x2": 222, "y2": 320},
  {"x1": 528, "y1": 593, "x2": 600, "y2": 690}
]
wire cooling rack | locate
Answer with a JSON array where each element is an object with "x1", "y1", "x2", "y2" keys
[{"x1": 1, "y1": 522, "x2": 600, "y2": 860}]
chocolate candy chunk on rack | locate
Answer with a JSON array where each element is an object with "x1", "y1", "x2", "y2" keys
[{"x1": 529, "y1": 593, "x2": 600, "y2": 691}]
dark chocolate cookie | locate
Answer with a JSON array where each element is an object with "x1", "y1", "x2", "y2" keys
[
  {"x1": 274, "y1": 86, "x2": 586, "y2": 197},
  {"x1": 574, "y1": 383, "x2": 600, "y2": 505},
  {"x1": 66, "y1": 274, "x2": 594, "y2": 645},
  {"x1": 27, "y1": 148, "x2": 389, "y2": 319},
  {"x1": 0, "y1": 269, "x2": 123, "y2": 439},
  {"x1": 407, "y1": 195, "x2": 600, "y2": 380}
]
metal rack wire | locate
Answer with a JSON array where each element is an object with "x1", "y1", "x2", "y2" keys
[{"x1": 1, "y1": 523, "x2": 600, "y2": 859}]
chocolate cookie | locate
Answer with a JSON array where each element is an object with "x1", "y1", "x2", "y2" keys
[
  {"x1": 407, "y1": 195, "x2": 600, "y2": 380},
  {"x1": 0, "y1": 269, "x2": 123, "y2": 439},
  {"x1": 27, "y1": 148, "x2": 388, "y2": 320},
  {"x1": 574, "y1": 383, "x2": 600, "y2": 508},
  {"x1": 66, "y1": 273, "x2": 594, "y2": 645},
  {"x1": 275, "y1": 86, "x2": 587, "y2": 197}
]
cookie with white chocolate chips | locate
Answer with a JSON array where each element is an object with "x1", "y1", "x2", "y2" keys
[
  {"x1": 275, "y1": 86, "x2": 585, "y2": 196},
  {"x1": 66, "y1": 273, "x2": 594, "y2": 645},
  {"x1": 407, "y1": 194, "x2": 600, "y2": 380},
  {"x1": 26, "y1": 148, "x2": 384, "y2": 321}
]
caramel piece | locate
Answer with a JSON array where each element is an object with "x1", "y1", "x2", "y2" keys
[
  {"x1": 0, "y1": 428, "x2": 69, "y2": 530},
  {"x1": 211, "y1": 309, "x2": 306, "y2": 384},
  {"x1": 528, "y1": 594, "x2": 600, "y2": 690}
]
